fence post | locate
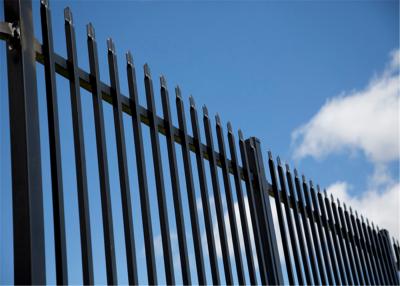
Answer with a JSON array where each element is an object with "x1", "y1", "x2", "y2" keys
[
  {"x1": 245, "y1": 137, "x2": 284, "y2": 285},
  {"x1": 4, "y1": 0, "x2": 46, "y2": 283}
]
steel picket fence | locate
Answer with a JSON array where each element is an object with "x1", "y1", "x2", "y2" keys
[{"x1": 0, "y1": 0, "x2": 399, "y2": 284}]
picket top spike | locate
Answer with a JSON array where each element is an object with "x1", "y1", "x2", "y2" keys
[
  {"x1": 285, "y1": 163, "x2": 290, "y2": 172},
  {"x1": 276, "y1": 156, "x2": 281, "y2": 166},
  {"x1": 324, "y1": 189, "x2": 328, "y2": 198},
  {"x1": 175, "y1": 85, "x2": 182, "y2": 100},
  {"x1": 160, "y1": 75, "x2": 167, "y2": 88},
  {"x1": 202, "y1": 105, "x2": 209, "y2": 117},
  {"x1": 361, "y1": 215, "x2": 365, "y2": 223},
  {"x1": 344, "y1": 203, "x2": 347, "y2": 211},
  {"x1": 267, "y1": 150, "x2": 273, "y2": 160},
  {"x1": 41, "y1": 0, "x2": 49, "y2": 8},
  {"x1": 107, "y1": 38, "x2": 115, "y2": 54},
  {"x1": 349, "y1": 206, "x2": 353, "y2": 215},
  {"x1": 302, "y1": 174, "x2": 306, "y2": 183},
  {"x1": 189, "y1": 95, "x2": 195, "y2": 108},
  {"x1": 355, "y1": 210, "x2": 359, "y2": 218},
  {"x1": 215, "y1": 113, "x2": 221, "y2": 125},
  {"x1": 309, "y1": 180, "x2": 314, "y2": 188},
  {"x1": 238, "y1": 129, "x2": 244, "y2": 140},
  {"x1": 143, "y1": 63, "x2": 151, "y2": 77},
  {"x1": 294, "y1": 168, "x2": 299, "y2": 178},
  {"x1": 126, "y1": 51, "x2": 133, "y2": 66},
  {"x1": 331, "y1": 193, "x2": 334, "y2": 202},
  {"x1": 337, "y1": 198, "x2": 341, "y2": 206},
  {"x1": 64, "y1": 7, "x2": 73, "y2": 24},
  {"x1": 227, "y1": 121, "x2": 233, "y2": 133},
  {"x1": 87, "y1": 23, "x2": 95, "y2": 39},
  {"x1": 316, "y1": 184, "x2": 321, "y2": 192}
]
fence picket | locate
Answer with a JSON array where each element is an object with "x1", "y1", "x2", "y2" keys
[
  {"x1": 160, "y1": 76, "x2": 191, "y2": 284},
  {"x1": 40, "y1": 1, "x2": 68, "y2": 283},
  {"x1": 87, "y1": 23, "x2": 117, "y2": 285},
  {"x1": 64, "y1": 8, "x2": 94, "y2": 284}
]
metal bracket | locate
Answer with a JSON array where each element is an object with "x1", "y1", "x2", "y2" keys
[{"x1": 0, "y1": 21, "x2": 20, "y2": 49}]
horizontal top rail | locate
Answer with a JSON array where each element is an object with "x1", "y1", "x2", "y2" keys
[{"x1": 33, "y1": 38, "x2": 248, "y2": 180}]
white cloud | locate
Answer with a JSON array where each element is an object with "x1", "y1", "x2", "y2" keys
[
  {"x1": 291, "y1": 49, "x2": 400, "y2": 239},
  {"x1": 326, "y1": 180, "x2": 400, "y2": 239},
  {"x1": 292, "y1": 49, "x2": 400, "y2": 163}
]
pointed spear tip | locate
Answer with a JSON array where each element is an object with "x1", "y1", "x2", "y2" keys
[
  {"x1": 276, "y1": 156, "x2": 281, "y2": 165},
  {"x1": 294, "y1": 168, "x2": 299, "y2": 177},
  {"x1": 267, "y1": 150, "x2": 273, "y2": 160},
  {"x1": 41, "y1": 0, "x2": 49, "y2": 8},
  {"x1": 324, "y1": 189, "x2": 327, "y2": 198},
  {"x1": 202, "y1": 105, "x2": 209, "y2": 117},
  {"x1": 227, "y1": 121, "x2": 233, "y2": 133},
  {"x1": 143, "y1": 63, "x2": 151, "y2": 77},
  {"x1": 285, "y1": 163, "x2": 290, "y2": 172},
  {"x1": 107, "y1": 38, "x2": 115, "y2": 53},
  {"x1": 126, "y1": 51, "x2": 133, "y2": 65},
  {"x1": 87, "y1": 23, "x2": 95, "y2": 39},
  {"x1": 309, "y1": 180, "x2": 314, "y2": 187},
  {"x1": 302, "y1": 174, "x2": 306, "y2": 182},
  {"x1": 215, "y1": 113, "x2": 221, "y2": 125},
  {"x1": 175, "y1": 85, "x2": 182, "y2": 99},
  {"x1": 64, "y1": 7, "x2": 73, "y2": 24},
  {"x1": 189, "y1": 95, "x2": 195, "y2": 108},
  {"x1": 238, "y1": 129, "x2": 244, "y2": 140},
  {"x1": 330, "y1": 193, "x2": 334, "y2": 202},
  {"x1": 160, "y1": 75, "x2": 167, "y2": 88}
]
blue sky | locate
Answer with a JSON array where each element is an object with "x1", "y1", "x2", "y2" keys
[{"x1": 0, "y1": 0, "x2": 399, "y2": 284}]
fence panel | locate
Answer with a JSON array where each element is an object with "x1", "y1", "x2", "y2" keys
[{"x1": 1, "y1": 0, "x2": 399, "y2": 284}]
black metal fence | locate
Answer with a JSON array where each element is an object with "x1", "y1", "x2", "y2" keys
[{"x1": 1, "y1": 0, "x2": 399, "y2": 284}]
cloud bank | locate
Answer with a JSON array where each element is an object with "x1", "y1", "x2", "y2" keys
[{"x1": 292, "y1": 49, "x2": 400, "y2": 239}]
